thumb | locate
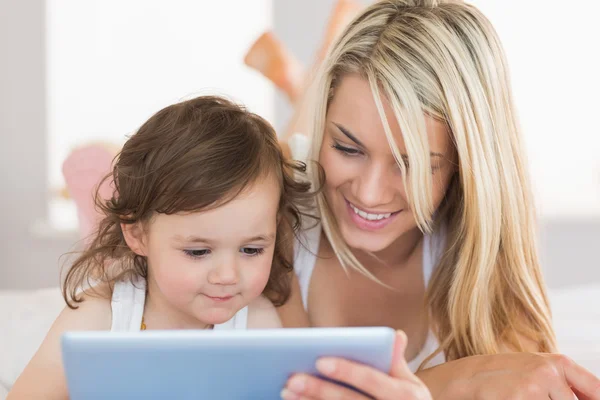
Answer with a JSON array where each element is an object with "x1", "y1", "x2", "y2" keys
[{"x1": 389, "y1": 330, "x2": 414, "y2": 379}]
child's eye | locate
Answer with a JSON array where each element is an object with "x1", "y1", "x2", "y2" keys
[
  {"x1": 241, "y1": 247, "x2": 264, "y2": 257},
  {"x1": 331, "y1": 142, "x2": 362, "y2": 156},
  {"x1": 183, "y1": 249, "x2": 210, "y2": 258}
]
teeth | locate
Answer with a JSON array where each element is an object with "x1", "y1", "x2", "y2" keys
[{"x1": 350, "y1": 204, "x2": 393, "y2": 221}]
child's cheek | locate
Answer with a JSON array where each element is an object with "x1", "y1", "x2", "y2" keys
[
  {"x1": 157, "y1": 262, "x2": 204, "y2": 300},
  {"x1": 246, "y1": 253, "x2": 275, "y2": 298}
]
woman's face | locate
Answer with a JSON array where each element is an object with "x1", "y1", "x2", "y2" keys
[{"x1": 319, "y1": 74, "x2": 457, "y2": 253}]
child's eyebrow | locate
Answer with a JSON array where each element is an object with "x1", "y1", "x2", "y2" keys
[
  {"x1": 241, "y1": 234, "x2": 276, "y2": 243},
  {"x1": 171, "y1": 235, "x2": 206, "y2": 245},
  {"x1": 173, "y1": 234, "x2": 276, "y2": 244}
]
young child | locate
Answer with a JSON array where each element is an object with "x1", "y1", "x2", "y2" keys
[{"x1": 8, "y1": 95, "x2": 313, "y2": 399}]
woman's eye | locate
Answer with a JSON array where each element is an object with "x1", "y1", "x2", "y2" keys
[
  {"x1": 183, "y1": 249, "x2": 210, "y2": 258},
  {"x1": 241, "y1": 247, "x2": 264, "y2": 257},
  {"x1": 331, "y1": 142, "x2": 361, "y2": 156}
]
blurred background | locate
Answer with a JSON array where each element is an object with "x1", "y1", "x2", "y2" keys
[
  {"x1": 0, "y1": 0, "x2": 598, "y2": 395},
  {"x1": 0, "y1": 0, "x2": 598, "y2": 290}
]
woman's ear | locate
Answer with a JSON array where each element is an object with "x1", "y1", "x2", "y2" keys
[{"x1": 121, "y1": 222, "x2": 148, "y2": 256}]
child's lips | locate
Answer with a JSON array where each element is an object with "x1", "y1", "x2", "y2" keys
[{"x1": 204, "y1": 294, "x2": 235, "y2": 302}]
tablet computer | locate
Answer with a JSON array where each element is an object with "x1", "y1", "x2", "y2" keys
[{"x1": 62, "y1": 327, "x2": 395, "y2": 400}]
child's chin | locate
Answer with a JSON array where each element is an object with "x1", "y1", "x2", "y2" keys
[{"x1": 196, "y1": 309, "x2": 237, "y2": 326}]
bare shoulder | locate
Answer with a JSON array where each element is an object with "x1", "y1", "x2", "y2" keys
[
  {"x1": 276, "y1": 272, "x2": 310, "y2": 328},
  {"x1": 58, "y1": 282, "x2": 113, "y2": 330},
  {"x1": 247, "y1": 295, "x2": 282, "y2": 329},
  {"x1": 7, "y1": 284, "x2": 112, "y2": 400},
  {"x1": 30, "y1": 281, "x2": 113, "y2": 345}
]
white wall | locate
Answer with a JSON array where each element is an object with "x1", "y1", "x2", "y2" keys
[
  {"x1": 469, "y1": 0, "x2": 600, "y2": 218},
  {"x1": 43, "y1": 0, "x2": 274, "y2": 231},
  {"x1": 46, "y1": 0, "x2": 274, "y2": 193},
  {"x1": 0, "y1": 0, "x2": 73, "y2": 289}
]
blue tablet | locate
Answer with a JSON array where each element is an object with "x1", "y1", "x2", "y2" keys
[{"x1": 62, "y1": 327, "x2": 395, "y2": 400}]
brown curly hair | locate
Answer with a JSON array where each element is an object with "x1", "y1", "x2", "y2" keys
[{"x1": 63, "y1": 95, "x2": 317, "y2": 309}]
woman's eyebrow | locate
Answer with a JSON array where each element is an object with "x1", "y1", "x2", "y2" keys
[
  {"x1": 333, "y1": 121, "x2": 446, "y2": 158},
  {"x1": 332, "y1": 122, "x2": 364, "y2": 147}
]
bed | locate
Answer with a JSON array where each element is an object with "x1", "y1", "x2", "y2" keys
[{"x1": 0, "y1": 284, "x2": 598, "y2": 398}]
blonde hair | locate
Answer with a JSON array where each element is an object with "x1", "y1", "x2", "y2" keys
[{"x1": 306, "y1": 0, "x2": 557, "y2": 364}]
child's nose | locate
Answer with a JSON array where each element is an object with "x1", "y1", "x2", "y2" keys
[{"x1": 208, "y1": 259, "x2": 239, "y2": 285}]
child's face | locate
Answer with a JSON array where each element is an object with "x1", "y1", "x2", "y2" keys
[{"x1": 141, "y1": 176, "x2": 280, "y2": 326}]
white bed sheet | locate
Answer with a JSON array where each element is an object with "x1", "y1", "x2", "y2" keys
[{"x1": 0, "y1": 284, "x2": 598, "y2": 398}]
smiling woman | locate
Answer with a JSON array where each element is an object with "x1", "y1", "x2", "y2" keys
[
  {"x1": 319, "y1": 75, "x2": 457, "y2": 252},
  {"x1": 275, "y1": 0, "x2": 600, "y2": 399}
]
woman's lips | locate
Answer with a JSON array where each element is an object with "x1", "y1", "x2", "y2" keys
[{"x1": 344, "y1": 198, "x2": 401, "y2": 231}]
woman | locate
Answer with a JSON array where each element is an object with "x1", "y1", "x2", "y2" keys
[{"x1": 276, "y1": 0, "x2": 600, "y2": 398}]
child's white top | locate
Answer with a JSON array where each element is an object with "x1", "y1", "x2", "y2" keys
[{"x1": 110, "y1": 276, "x2": 248, "y2": 331}]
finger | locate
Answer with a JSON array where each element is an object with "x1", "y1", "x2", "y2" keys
[
  {"x1": 573, "y1": 384, "x2": 600, "y2": 400},
  {"x1": 315, "y1": 356, "x2": 426, "y2": 400},
  {"x1": 549, "y1": 383, "x2": 578, "y2": 400},
  {"x1": 559, "y1": 356, "x2": 600, "y2": 400},
  {"x1": 283, "y1": 373, "x2": 370, "y2": 400},
  {"x1": 389, "y1": 330, "x2": 415, "y2": 380},
  {"x1": 315, "y1": 356, "x2": 390, "y2": 395},
  {"x1": 280, "y1": 388, "x2": 318, "y2": 400}
]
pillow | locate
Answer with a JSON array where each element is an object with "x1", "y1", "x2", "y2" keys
[
  {"x1": 0, "y1": 287, "x2": 64, "y2": 396},
  {"x1": 551, "y1": 283, "x2": 600, "y2": 376}
]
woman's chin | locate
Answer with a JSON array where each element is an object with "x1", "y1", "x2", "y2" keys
[{"x1": 339, "y1": 225, "x2": 392, "y2": 254}]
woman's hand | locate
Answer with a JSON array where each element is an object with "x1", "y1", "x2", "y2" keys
[
  {"x1": 419, "y1": 352, "x2": 600, "y2": 400},
  {"x1": 281, "y1": 331, "x2": 432, "y2": 400}
]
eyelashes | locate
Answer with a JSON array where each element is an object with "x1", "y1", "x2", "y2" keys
[
  {"x1": 183, "y1": 249, "x2": 210, "y2": 258},
  {"x1": 240, "y1": 248, "x2": 265, "y2": 257},
  {"x1": 331, "y1": 142, "x2": 361, "y2": 156},
  {"x1": 183, "y1": 247, "x2": 265, "y2": 260},
  {"x1": 330, "y1": 140, "x2": 442, "y2": 173}
]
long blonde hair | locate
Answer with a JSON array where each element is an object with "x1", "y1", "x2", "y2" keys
[{"x1": 306, "y1": 0, "x2": 557, "y2": 363}]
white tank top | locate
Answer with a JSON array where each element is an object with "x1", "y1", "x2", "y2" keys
[
  {"x1": 293, "y1": 223, "x2": 446, "y2": 371},
  {"x1": 289, "y1": 133, "x2": 446, "y2": 371},
  {"x1": 110, "y1": 276, "x2": 248, "y2": 331}
]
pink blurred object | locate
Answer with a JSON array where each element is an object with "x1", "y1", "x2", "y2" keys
[{"x1": 62, "y1": 144, "x2": 117, "y2": 240}]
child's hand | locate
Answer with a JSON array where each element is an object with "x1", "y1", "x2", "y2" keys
[{"x1": 281, "y1": 330, "x2": 431, "y2": 400}]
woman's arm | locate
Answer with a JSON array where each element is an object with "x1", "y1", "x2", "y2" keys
[
  {"x1": 7, "y1": 290, "x2": 111, "y2": 400},
  {"x1": 417, "y1": 353, "x2": 600, "y2": 400}
]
